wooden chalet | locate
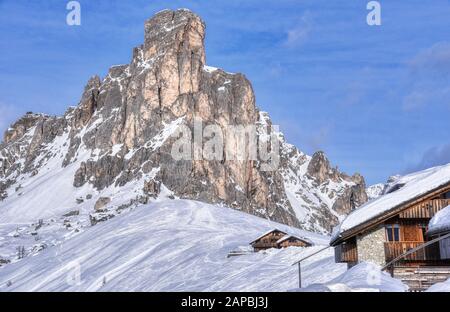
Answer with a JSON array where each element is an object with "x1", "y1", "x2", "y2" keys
[
  {"x1": 250, "y1": 229, "x2": 312, "y2": 251},
  {"x1": 251, "y1": 229, "x2": 287, "y2": 251},
  {"x1": 331, "y1": 164, "x2": 450, "y2": 270}
]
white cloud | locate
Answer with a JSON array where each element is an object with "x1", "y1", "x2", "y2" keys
[
  {"x1": 405, "y1": 144, "x2": 450, "y2": 173},
  {"x1": 285, "y1": 12, "x2": 313, "y2": 47},
  {"x1": 402, "y1": 42, "x2": 450, "y2": 111},
  {"x1": 402, "y1": 81, "x2": 450, "y2": 111},
  {"x1": 409, "y1": 41, "x2": 450, "y2": 76}
]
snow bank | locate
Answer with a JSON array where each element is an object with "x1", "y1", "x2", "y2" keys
[
  {"x1": 428, "y1": 205, "x2": 450, "y2": 236},
  {"x1": 333, "y1": 164, "x2": 450, "y2": 241},
  {"x1": 293, "y1": 262, "x2": 408, "y2": 292}
]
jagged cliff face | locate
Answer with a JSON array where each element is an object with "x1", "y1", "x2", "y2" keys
[{"x1": 0, "y1": 9, "x2": 367, "y2": 233}]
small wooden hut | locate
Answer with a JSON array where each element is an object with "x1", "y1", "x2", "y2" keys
[
  {"x1": 277, "y1": 235, "x2": 312, "y2": 248},
  {"x1": 250, "y1": 229, "x2": 313, "y2": 251}
]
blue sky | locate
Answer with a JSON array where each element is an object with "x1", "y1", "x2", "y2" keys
[{"x1": 0, "y1": 0, "x2": 449, "y2": 185}]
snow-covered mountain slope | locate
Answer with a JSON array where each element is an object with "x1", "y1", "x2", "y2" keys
[
  {"x1": 0, "y1": 199, "x2": 347, "y2": 291},
  {"x1": 260, "y1": 112, "x2": 367, "y2": 232}
]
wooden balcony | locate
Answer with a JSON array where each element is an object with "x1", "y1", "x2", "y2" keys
[
  {"x1": 384, "y1": 241, "x2": 440, "y2": 262},
  {"x1": 399, "y1": 199, "x2": 450, "y2": 219}
]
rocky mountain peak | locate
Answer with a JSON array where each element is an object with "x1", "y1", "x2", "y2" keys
[
  {"x1": 307, "y1": 151, "x2": 335, "y2": 184},
  {"x1": 0, "y1": 9, "x2": 368, "y2": 234},
  {"x1": 144, "y1": 9, "x2": 205, "y2": 64}
]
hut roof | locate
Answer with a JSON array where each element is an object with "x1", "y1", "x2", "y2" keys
[
  {"x1": 276, "y1": 235, "x2": 312, "y2": 245},
  {"x1": 250, "y1": 228, "x2": 287, "y2": 244}
]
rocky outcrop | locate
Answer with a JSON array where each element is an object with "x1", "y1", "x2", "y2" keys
[
  {"x1": 0, "y1": 9, "x2": 367, "y2": 233},
  {"x1": 280, "y1": 145, "x2": 368, "y2": 232},
  {"x1": 73, "y1": 76, "x2": 101, "y2": 128},
  {"x1": 307, "y1": 151, "x2": 368, "y2": 213},
  {"x1": 143, "y1": 180, "x2": 161, "y2": 198},
  {"x1": 307, "y1": 151, "x2": 341, "y2": 184},
  {"x1": 94, "y1": 197, "x2": 111, "y2": 211},
  {"x1": 0, "y1": 181, "x2": 9, "y2": 201},
  {"x1": 332, "y1": 173, "x2": 368, "y2": 215}
]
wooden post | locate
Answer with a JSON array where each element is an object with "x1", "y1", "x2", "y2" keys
[{"x1": 298, "y1": 262, "x2": 302, "y2": 288}]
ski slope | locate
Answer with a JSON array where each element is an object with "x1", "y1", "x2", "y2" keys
[{"x1": 0, "y1": 199, "x2": 347, "y2": 291}]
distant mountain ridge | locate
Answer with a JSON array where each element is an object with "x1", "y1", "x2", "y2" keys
[{"x1": 365, "y1": 175, "x2": 404, "y2": 201}]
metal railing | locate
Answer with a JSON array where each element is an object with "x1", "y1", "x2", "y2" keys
[
  {"x1": 384, "y1": 241, "x2": 440, "y2": 262},
  {"x1": 291, "y1": 246, "x2": 331, "y2": 288}
]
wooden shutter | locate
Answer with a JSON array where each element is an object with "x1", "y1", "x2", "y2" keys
[{"x1": 401, "y1": 224, "x2": 423, "y2": 242}]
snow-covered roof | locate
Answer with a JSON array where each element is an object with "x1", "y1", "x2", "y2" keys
[
  {"x1": 250, "y1": 228, "x2": 287, "y2": 244},
  {"x1": 250, "y1": 229, "x2": 313, "y2": 246},
  {"x1": 428, "y1": 205, "x2": 450, "y2": 236},
  {"x1": 331, "y1": 163, "x2": 450, "y2": 244},
  {"x1": 276, "y1": 235, "x2": 312, "y2": 245}
]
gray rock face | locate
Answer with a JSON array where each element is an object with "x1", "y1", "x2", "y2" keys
[
  {"x1": 1, "y1": 112, "x2": 66, "y2": 181},
  {"x1": 332, "y1": 174, "x2": 368, "y2": 215},
  {"x1": 0, "y1": 9, "x2": 367, "y2": 233}
]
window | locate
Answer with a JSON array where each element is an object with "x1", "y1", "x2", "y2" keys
[
  {"x1": 386, "y1": 224, "x2": 400, "y2": 242},
  {"x1": 444, "y1": 191, "x2": 450, "y2": 199}
]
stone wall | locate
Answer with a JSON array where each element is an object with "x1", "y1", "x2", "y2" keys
[{"x1": 357, "y1": 225, "x2": 386, "y2": 266}]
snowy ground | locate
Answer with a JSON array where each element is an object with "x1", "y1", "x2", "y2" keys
[
  {"x1": 0, "y1": 199, "x2": 350, "y2": 291},
  {"x1": 294, "y1": 262, "x2": 407, "y2": 292}
]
